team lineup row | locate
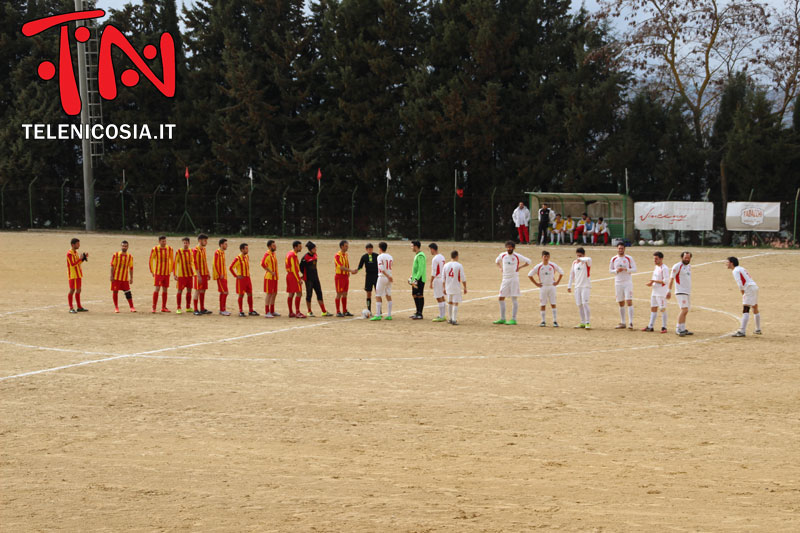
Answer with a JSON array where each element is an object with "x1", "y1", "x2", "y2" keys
[{"x1": 64, "y1": 236, "x2": 763, "y2": 336}]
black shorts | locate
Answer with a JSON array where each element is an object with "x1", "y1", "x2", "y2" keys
[
  {"x1": 412, "y1": 279, "x2": 425, "y2": 296},
  {"x1": 364, "y1": 274, "x2": 378, "y2": 292}
]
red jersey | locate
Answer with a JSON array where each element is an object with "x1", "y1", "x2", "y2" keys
[
  {"x1": 193, "y1": 245, "x2": 209, "y2": 276},
  {"x1": 261, "y1": 250, "x2": 278, "y2": 280},
  {"x1": 229, "y1": 253, "x2": 250, "y2": 278},
  {"x1": 213, "y1": 249, "x2": 226, "y2": 280},
  {"x1": 149, "y1": 245, "x2": 174, "y2": 276},
  {"x1": 110, "y1": 251, "x2": 133, "y2": 282},
  {"x1": 285, "y1": 250, "x2": 300, "y2": 282},
  {"x1": 174, "y1": 248, "x2": 196, "y2": 277},
  {"x1": 334, "y1": 251, "x2": 350, "y2": 276},
  {"x1": 67, "y1": 249, "x2": 83, "y2": 280}
]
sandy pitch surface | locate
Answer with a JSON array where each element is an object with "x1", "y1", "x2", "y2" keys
[{"x1": 1, "y1": 232, "x2": 799, "y2": 531}]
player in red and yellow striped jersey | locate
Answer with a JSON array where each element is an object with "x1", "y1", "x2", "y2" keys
[
  {"x1": 192, "y1": 234, "x2": 211, "y2": 315},
  {"x1": 213, "y1": 238, "x2": 230, "y2": 315},
  {"x1": 149, "y1": 236, "x2": 174, "y2": 312},
  {"x1": 285, "y1": 240, "x2": 305, "y2": 318},
  {"x1": 334, "y1": 240, "x2": 358, "y2": 317},
  {"x1": 260, "y1": 240, "x2": 279, "y2": 317},
  {"x1": 173, "y1": 237, "x2": 196, "y2": 313},
  {"x1": 229, "y1": 242, "x2": 258, "y2": 316},
  {"x1": 110, "y1": 240, "x2": 136, "y2": 313},
  {"x1": 67, "y1": 237, "x2": 89, "y2": 313}
]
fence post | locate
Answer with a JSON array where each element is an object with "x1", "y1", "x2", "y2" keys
[
  {"x1": 215, "y1": 186, "x2": 223, "y2": 229},
  {"x1": 417, "y1": 187, "x2": 423, "y2": 239},
  {"x1": 28, "y1": 175, "x2": 39, "y2": 228},
  {"x1": 59, "y1": 179, "x2": 68, "y2": 227},
  {"x1": 490, "y1": 186, "x2": 497, "y2": 241},
  {"x1": 350, "y1": 184, "x2": 358, "y2": 237},
  {"x1": 1, "y1": 182, "x2": 7, "y2": 229},
  {"x1": 794, "y1": 187, "x2": 799, "y2": 245},
  {"x1": 120, "y1": 171, "x2": 128, "y2": 231},
  {"x1": 316, "y1": 183, "x2": 321, "y2": 237},
  {"x1": 281, "y1": 185, "x2": 290, "y2": 237},
  {"x1": 152, "y1": 184, "x2": 160, "y2": 231}
]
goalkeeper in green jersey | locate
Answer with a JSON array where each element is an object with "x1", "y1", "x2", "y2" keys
[{"x1": 409, "y1": 240, "x2": 427, "y2": 319}]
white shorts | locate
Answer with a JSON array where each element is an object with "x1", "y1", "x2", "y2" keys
[
  {"x1": 499, "y1": 278, "x2": 521, "y2": 297},
  {"x1": 432, "y1": 277, "x2": 444, "y2": 299},
  {"x1": 742, "y1": 285, "x2": 759, "y2": 306},
  {"x1": 375, "y1": 277, "x2": 392, "y2": 298},
  {"x1": 676, "y1": 294, "x2": 691, "y2": 309},
  {"x1": 650, "y1": 295, "x2": 667, "y2": 309},
  {"x1": 539, "y1": 285, "x2": 557, "y2": 306},
  {"x1": 447, "y1": 292, "x2": 463, "y2": 304},
  {"x1": 615, "y1": 282, "x2": 633, "y2": 302},
  {"x1": 573, "y1": 287, "x2": 591, "y2": 306}
]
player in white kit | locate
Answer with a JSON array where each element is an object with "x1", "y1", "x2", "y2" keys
[
  {"x1": 609, "y1": 243, "x2": 637, "y2": 329},
  {"x1": 370, "y1": 242, "x2": 394, "y2": 321},
  {"x1": 726, "y1": 257, "x2": 761, "y2": 337},
  {"x1": 494, "y1": 241, "x2": 531, "y2": 325},
  {"x1": 429, "y1": 243, "x2": 447, "y2": 322},
  {"x1": 643, "y1": 251, "x2": 670, "y2": 333},
  {"x1": 567, "y1": 247, "x2": 592, "y2": 329},
  {"x1": 528, "y1": 250, "x2": 563, "y2": 327},
  {"x1": 668, "y1": 251, "x2": 693, "y2": 336},
  {"x1": 442, "y1": 250, "x2": 467, "y2": 325}
]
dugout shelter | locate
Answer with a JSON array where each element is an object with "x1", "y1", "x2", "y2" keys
[{"x1": 525, "y1": 192, "x2": 634, "y2": 242}]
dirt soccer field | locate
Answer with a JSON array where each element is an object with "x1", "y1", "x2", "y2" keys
[{"x1": 1, "y1": 231, "x2": 798, "y2": 531}]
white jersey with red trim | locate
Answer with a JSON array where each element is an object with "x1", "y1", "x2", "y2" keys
[
  {"x1": 651, "y1": 264, "x2": 670, "y2": 298},
  {"x1": 496, "y1": 252, "x2": 531, "y2": 281},
  {"x1": 568, "y1": 257, "x2": 592, "y2": 289},
  {"x1": 377, "y1": 253, "x2": 393, "y2": 279},
  {"x1": 609, "y1": 254, "x2": 637, "y2": 284},
  {"x1": 732, "y1": 265, "x2": 757, "y2": 290},
  {"x1": 529, "y1": 262, "x2": 564, "y2": 286},
  {"x1": 443, "y1": 261, "x2": 466, "y2": 294},
  {"x1": 671, "y1": 262, "x2": 691, "y2": 294},
  {"x1": 431, "y1": 253, "x2": 446, "y2": 280}
]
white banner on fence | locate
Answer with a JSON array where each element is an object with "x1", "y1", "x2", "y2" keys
[
  {"x1": 634, "y1": 202, "x2": 714, "y2": 231},
  {"x1": 725, "y1": 202, "x2": 781, "y2": 232}
]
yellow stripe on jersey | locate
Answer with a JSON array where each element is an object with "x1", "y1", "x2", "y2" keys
[
  {"x1": 149, "y1": 246, "x2": 174, "y2": 276},
  {"x1": 174, "y1": 249, "x2": 195, "y2": 277},
  {"x1": 213, "y1": 249, "x2": 226, "y2": 280},
  {"x1": 111, "y1": 252, "x2": 133, "y2": 282},
  {"x1": 67, "y1": 249, "x2": 83, "y2": 280},
  {"x1": 194, "y1": 246, "x2": 209, "y2": 276},
  {"x1": 334, "y1": 251, "x2": 349, "y2": 275}
]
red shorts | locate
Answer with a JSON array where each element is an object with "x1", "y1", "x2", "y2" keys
[
  {"x1": 111, "y1": 280, "x2": 130, "y2": 292},
  {"x1": 286, "y1": 276, "x2": 301, "y2": 294},
  {"x1": 216, "y1": 279, "x2": 229, "y2": 293},
  {"x1": 264, "y1": 278, "x2": 278, "y2": 294},
  {"x1": 68, "y1": 278, "x2": 82, "y2": 290},
  {"x1": 235, "y1": 277, "x2": 253, "y2": 295},
  {"x1": 154, "y1": 274, "x2": 170, "y2": 288},
  {"x1": 194, "y1": 274, "x2": 209, "y2": 290},
  {"x1": 335, "y1": 274, "x2": 349, "y2": 293},
  {"x1": 177, "y1": 276, "x2": 193, "y2": 291}
]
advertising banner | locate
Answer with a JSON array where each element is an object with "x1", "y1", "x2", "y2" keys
[
  {"x1": 634, "y1": 202, "x2": 714, "y2": 231},
  {"x1": 725, "y1": 202, "x2": 781, "y2": 232}
]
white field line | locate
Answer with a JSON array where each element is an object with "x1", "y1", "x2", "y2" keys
[
  {"x1": 0, "y1": 252, "x2": 771, "y2": 382},
  {"x1": 0, "y1": 300, "x2": 104, "y2": 317}
]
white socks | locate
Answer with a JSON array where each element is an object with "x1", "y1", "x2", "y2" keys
[
  {"x1": 649, "y1": 311, "x2": 657, "y2": 328},
  {"x1": 628, "y1": 306, "x2": 634, "y2": 324},
  {"x1": 451, "y1": 306, "x2": 458, "y2": 321},
  {"x1": 376, "y1": 301, "x2": 382, "y2": 316},
  {"x1": 552, "y1": 308, "x2": 557, "y2": 321},
  {"x1": 511, "y1": 297, "x2": 518, "y2": 320},
  {"x1": 541, "y1": 310, "x2": 546, "y2": 321},
  {"x1": 387, "y1": 301, "x2": 393, "y2": 316},
  {"x1": 662, "y1": 310, "x2": 668, "y2": 329},
  {"x1": 578, "y1": 305, "x2": 586, "y2": 323},
  {"x1": 499, "y1": 300, "x2": 506, "y2": 320},
  {"x1": 740, "y1": 312, "x2": 750, "y2": 332},
  {"x1": 755, "y1": 313, "x2": 761, "y2": 330},
  {"x1": 583, "y1": 304, "x2": 591, "y2": 323},
  {"x1": 438, "y1": 302, "x2": 445, "y2": 318},
  {"x1": 619, "y1": 307, "x2": 626, "y2": 323}
]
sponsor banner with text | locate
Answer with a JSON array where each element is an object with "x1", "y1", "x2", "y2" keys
[
  {"x1": 725, "y1": 202, "x2": 781, "y2": 232},
  {"x1": 634, "y1": 202, "x2": 714, "y2": 231}
]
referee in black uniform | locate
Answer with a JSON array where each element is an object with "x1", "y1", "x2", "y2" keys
[{"x1": 358, "y1": 243, "x2": 379, "y2": 313}]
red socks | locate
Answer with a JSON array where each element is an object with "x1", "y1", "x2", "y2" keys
[
  {"x1": 219, "y1": 293, "x2": 227, "y2": 311},
  {"x1": 294, "y1": 295, "x2": 301, "y2": 312},
  {"x1": 238, "y1": 295, "x2": 244, "y2": 312},
  {"x1": 247, "y1": 293, "x2": 254, "y2": 312},
  {"x1": 199, "y1": 292, "x2": 205, "y2": 310},
  {"x1": 287, "y1": 296, "x2": 294, "y2": 314},
  {"x1": 193, "y1": 296, "x2": 198, "y2": 312},
  {"x1": 112, "y1": 292, "x2": 119, "y2": 308},
  {"x1": 319, "y1": 302, "x2": 327, "y2": 313},
  {"x1": 152, "y1": 292, "x2": 158, "y2": 308},
  {"x1": 161, "y1": 291, "x2": 168, "y2": 308},
  {"x1": 176, "y1": 293, "x2": 182, "y2": 309},
  {"x1": 335, "y1": 299, "x2": 341, "y2": 313},
  {"x1": 342, "y1": 297, "x2": 347, "y2": 313},
  {"x1": 68, "y1": 293, "x2": 74, "y2": 309},
  {"x1": 75, "y1": 294, "x2": 82, "y2": 308}
]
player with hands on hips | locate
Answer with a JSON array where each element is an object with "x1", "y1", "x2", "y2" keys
[{"x1": 494, "y1": 240, "x2": 531, "y2": 325}]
